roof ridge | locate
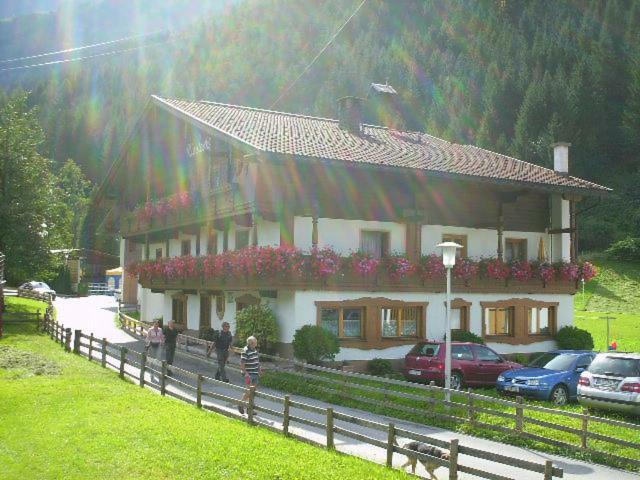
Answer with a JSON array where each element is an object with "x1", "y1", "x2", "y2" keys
[{"x1": 195, "y1": 99, "x2": 340, "y2": 124}]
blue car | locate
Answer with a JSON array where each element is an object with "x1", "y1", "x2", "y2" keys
[{"x1": 497, "y1": 350, "x2": 596, "y2": 405}]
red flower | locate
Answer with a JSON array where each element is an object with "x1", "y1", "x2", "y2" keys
[
  {"x1": 558, "y1": 262, "x2": 580, "y2": 282},
  {"x1": 348, "y1": 251, "x2": 380, "y2": 276},
  {"x1": 537, "y1": 262, "x2": 556, "y2": 284},
  {"x1": 510, "y1": 260, "x2": 533, "y2": 282},
  {"x1": 580, "y1": 262, "x2": 598, "y2": 282},
  {"x1": 307, "y1": 247, "x2": 340, "y2": 279},
  {"x1": 484, "y1": 259, "x2": 511, "y2": 280},
  {"x1": 385, "y1": 255, "x2": 415, "y2": 281}
]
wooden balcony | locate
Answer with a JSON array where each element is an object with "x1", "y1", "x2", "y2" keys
[{"x1": 138, "y1": 270, "x2": 578, "y2": 295}]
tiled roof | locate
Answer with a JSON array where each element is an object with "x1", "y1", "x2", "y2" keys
[{"x1": 153, "y1": 96, "x2": 609, "y2": 193}]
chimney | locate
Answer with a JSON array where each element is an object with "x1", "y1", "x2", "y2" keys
[
  {"x1": 552, "y1": 142, "x2": 571, "y2": 174},
  {"x1": 337, "y1": 96, "x2": 364, "y2": 133},
  {"x1": 367, "y1": 82, "x2": 404, "y2": 129}
]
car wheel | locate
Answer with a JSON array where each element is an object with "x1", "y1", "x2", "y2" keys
[
  {"x1": 550, "y1": 384, "x2": 568, "y2": 406},
  {"x1": 451, "y1": 371, "x2": 464, "y2": 390}
]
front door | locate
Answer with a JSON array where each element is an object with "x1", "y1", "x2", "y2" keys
[{"x1": 200, "y1": 294, "x2": 212, "y2": 329}]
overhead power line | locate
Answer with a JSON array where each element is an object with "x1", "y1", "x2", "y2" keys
[
  {"x1": 0, "y1": 33, "x2": 173, "y2": 73},
  {"x1": 0, "y1": 30, "x2": 163, "y2": 64},
  {"x1": 270, "y1": 0, "x2": 368, "y2": 109}
]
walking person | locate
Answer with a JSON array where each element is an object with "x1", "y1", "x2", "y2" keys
[
  {"x1": 162, "y1": 320, "x2": 179, "y2": 375},
  {"x1": 238, "y1": 335, "x2": 261, "y2": 415},
  {"x1": 214, "y1": 322, "x2": 232, "y2": 382},
  {"x1": 145, "y1": 320, "x2": 164, "y2": 362}
]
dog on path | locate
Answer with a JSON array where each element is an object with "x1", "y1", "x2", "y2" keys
[{"x1": 394, "y1": 438, "x2": 450, "y2": 480}]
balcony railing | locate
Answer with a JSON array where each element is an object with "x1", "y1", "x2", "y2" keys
[{"x1": 127, "y1": 247, "x2": 596, "y2": 295}]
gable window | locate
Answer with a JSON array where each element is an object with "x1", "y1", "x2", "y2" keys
[
  {"x1": 484, "y1": 307, "x2": 514, "y2": 336},
  {"x1": 528, "y1": 306, "x2": 555, "y2": 335},
  {"x1": 172, "y1": 295, "x2": 187, "y2": 326},
  {"x1": 206, "y1": 232, "x2": 218, "y2": 255},
  {"x1": 155, "y1": 248, "x2": 163, "y2": 260},
  {"x1": 181, "y1": 239, "x2": 191, "y2": 256},
  {"x1": 448, "y1": 299, "x2": 471, "y2": 331},
  {"x1": 235, "y1": 229, "x2": 250, "y2": 250},
  {"x1": 381, "y1": 306, "x2": 422, "y2": 338},
  {"x1": 442, "y1": 233, "x2": 468, "y2": 258},
  {"x1": 505, "y1": 238, "x2": 527, "y2": 262},
  {"x1": 360, "y1": 230, "x2": 389, "y2": 259},
  {"x1": 320, "y1": 307, "x2": 364, "y2": 338}
]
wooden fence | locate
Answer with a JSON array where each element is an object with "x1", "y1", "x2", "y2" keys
[
  {"x1": 3, "y1": 289, "x2": 54, "y2": 327},
  {"x1": 63, "y1": 313, "x2": 563, "y2": 479},
  {"x1": 118, "y1": 312, "x2": 640, "y2": 471}
]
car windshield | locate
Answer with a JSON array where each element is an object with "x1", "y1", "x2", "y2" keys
[
  {"x1": 528, "y1": 353, "x2": 576, "y2": 371},
  {"x1": 588, "y1": 356, "x2": 640, "y2": 377},
  {"x1": 409, "y1": 343, "x2": 440, "y2": 357}
]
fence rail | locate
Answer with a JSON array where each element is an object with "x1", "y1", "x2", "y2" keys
[
  {"x1": 117, "y1": 311, "x2": 640, "y2": 471},
  {"x1": 62, "y1": 313, "x2": 564, "y2": 479}
]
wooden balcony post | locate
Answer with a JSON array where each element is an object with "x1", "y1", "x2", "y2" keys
[
  {"x1": 145, "y1": 234, "x2": 150, "y2": 261},
  {"x1": 251, "y1": 213, "x2": 259, "y2": 247},
  {"x1": 570, "y1": 199, "x2": 576, "y2": 262},
  {"x1": 497, "y1": 202, "x2": 504, "y2": 261},
  {"x1": 312, "y1": 216, "x2": 319, "y2": 248}
]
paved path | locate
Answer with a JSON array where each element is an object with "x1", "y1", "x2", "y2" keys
[{"x1": 55, "y1": 296, "x2": 640, "y2": 480}]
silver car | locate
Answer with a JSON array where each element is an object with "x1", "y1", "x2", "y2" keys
[{"x1": 577, "y1": 353, "x2": 640, "y2": 415}]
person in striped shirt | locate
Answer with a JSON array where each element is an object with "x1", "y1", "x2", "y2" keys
[{"x1": 238, "y1": 335, "x2": 261, "y2": 415}]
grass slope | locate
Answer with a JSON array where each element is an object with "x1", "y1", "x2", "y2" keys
[
  {"x1": 0, "y1": 327, "x2": 408, "y2": 480},
  {"x1": 574, "y1": 257, "x2": 640, "y2": 352}
]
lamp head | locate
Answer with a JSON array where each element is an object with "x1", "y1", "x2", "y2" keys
[{"x1": 436, "y1": 241, "x2": 462, "y2": 268}]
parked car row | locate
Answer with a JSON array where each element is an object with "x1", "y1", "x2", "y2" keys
[{"x1": 402, "y1": 341, "x2": 639, "y2": 414}]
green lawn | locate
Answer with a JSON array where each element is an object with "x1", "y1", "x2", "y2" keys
[
  {"x1": 4, "y1": 296, "x2": 49, "y2": 314},
  {"x1": 0, "y1": 327, "x2": 408, "y2": 480},
  {"x1": 574, "y1": 257, "x2": 640, "y2": 352}
]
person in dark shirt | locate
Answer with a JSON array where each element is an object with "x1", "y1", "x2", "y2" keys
[
  {"x1": 163, "y1": 320, "x2": 179, "y2": 374},
  {"x1": 214, "y1": 322, "x2": 232, "y2": 382}
]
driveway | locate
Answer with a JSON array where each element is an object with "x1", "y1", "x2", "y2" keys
[{"x1": 54, "y1": 296, "x2": 640, "y2": 480}]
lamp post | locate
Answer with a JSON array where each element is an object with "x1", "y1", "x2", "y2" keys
[{"x1": 437, "y1": 241, "x2": 462, "y2": 402}]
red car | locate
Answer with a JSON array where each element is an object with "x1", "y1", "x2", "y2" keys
[{"x1": 402, "y1": 341, "x2": 522, "y2": 389}]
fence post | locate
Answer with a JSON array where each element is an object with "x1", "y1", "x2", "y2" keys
[
  {"x1": 247, "y1": 385, "x2": 256, "y2": 425},
  {"x1": 37, "y1": 310, "x2": 42, "y2": 331},
  {"x1": 49, "y1": 319, "x2": 54, "y2": 340},
  {"x1": 160, "y1": 361, "x2": 167, "y2": 396},
  {"x1": 326, "y1": 408, "x2": 334, "y2": 449},
  {"x1": 139, "y1": 351, "x2": 147, "y2": 387},
  {"x1": 119, "y1": 347, "x2": 127, "y2": 379},
  {"x1": 515, "y1": 396, "x2": 524, "y2": 433},
  {"x1": 428, "y1": 380, "x2": 436, "y2": 415},
  {"x1": 467, "y1": 388, "x2": 475, "y2": 426},
  {"x1": 197, "y1": 374, "x2": 203, "y2": 408},
  {"x1": 64, "y1": 328, "x2": 72, "y2": 352},
  {"x1": 73, "y1": 329, "x2": 81, "y2": 354},
  {"x1": 448, "y1": 439, "x2": 459, "y2": 480},
  {"x1": 88, "y1": 333, "x2": 94, "y2": 361},
  {"x1": 544, "y1": 460, "x2": 553, "y2": 480},
  {"x1": 283, "y1": 395, "x2": 291, "y2": 436},
  {"x1": 581, "y1": 409, "x2": 589, "y2": 449},
  {"x1": 386, "y1": 423, "x2": 395, "y2": 468},
  {"x1": 60, "y1": 324, "x2": 65, "y2": 345},
  {"x1": 101, "y1": 338, "x2": 107, "y2": 367}
]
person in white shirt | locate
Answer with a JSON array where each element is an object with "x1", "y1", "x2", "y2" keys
[{"x1": 145, "y1": 320, "x2": 164, "y2": 361}]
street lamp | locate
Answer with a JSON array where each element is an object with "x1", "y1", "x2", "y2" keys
[{"x1": 437, "y1": 241, "x2": 462, "y2": 402}]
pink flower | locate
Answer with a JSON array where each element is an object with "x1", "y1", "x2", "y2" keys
[
  {"x1": 484, "y1": 259, "x2": 511, "y2": 280},
  {"x1": 307, "y1": 247, "x2": 340, "y2": 279},
  {"x1": 418, "y1": 254, "x2": 445, "y2": 280},
  {"x1": 537, "y1": 262, "x2": 556, "y2": 284},
  {"x1": 558, "y1": 262, "x2": 580, "y2": 282},
  {"x1": 385, "y1": 255, "x2": 415, "y2": 281},
  {"x1": 580, "y1": 262, "x2": 598, "y2": 282},
  {"x1": 453, "y1": 258, "x2": 479, "y2": 282},
  {"x1": 510, "y1": 261, "x2": 533, "y2": 282},
  {"x1": 348, "y1": 251, "x2": 380, "y2": 277}
]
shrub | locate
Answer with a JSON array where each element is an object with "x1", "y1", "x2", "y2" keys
[
  {"x1": 511, "y1": 353, "x2": 529, "y2": 365},
  {"x1": 292, "y1": 325, "x2": 339, "y2": 364},
  {"x1": 367, "y1": 358, "x2": 394, "y2": 376},
  {"x1": 77, "y1": 282, "x2": 89, "y2": 296},
  {"x1": 605, "y1": 236, "x2": 640, "y2": 261},
  {"x1": 451, "y1": 330, "x2": 485, "y2": 344},
  {"x1": 199, "y1": 327, "x2": 218, "y2": 342},
  {"x1": 235, "y1": 304, "x2": 280, "y2": 353},
  {"x1": 555, "y1": 326, "x2": 594, "y2": 350}
]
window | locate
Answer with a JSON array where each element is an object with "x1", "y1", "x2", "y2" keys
[
  {"x1": 381, "y1": 306, "x2": 422, "y2": 338},
  {"x1": 181, "y1": 239, "x2": 191, "y2": 256},
  {"x1": 474, "y1": 346, "x2": 502, "y2": 362},
  {"x1": 155, "y1": 248, "x2": 163, "y2": 259},
  {"x1": 442, "y1": 233, "x2": 467, "y2": 258},
  {"x1": 360, "y1": 230, "x2": 389, "y2": 259},
  {"x1": 409, "y1": 343, "x2": 441, "y2": 357},
  {"x1": 200, "y1": 295, "x2": 211, "y2": 329},
  {"x1": 172, "y1": 296, "x2": 186, "y2": 325},
  {"x1": 452, "y1": 345, "x2": 474, "y2": 360},
  {"x1": 235, "y1": 229, "x2": 250, "y2": 250},
  {"x1": 484, "y1": 307, "x2": 514, "y2": 336},
  {"x1": 528, "y1": 307, "x2": 554, "y2": 335},
  {"x1": 320, "y1": 307, "x2": 364, "y2": 338},
  {"x1": 206, "y1": 232, "x2": 218, "y2": 255},
  {"x1": 505, "y1": 238, "x2": 527, "y2": 262}
]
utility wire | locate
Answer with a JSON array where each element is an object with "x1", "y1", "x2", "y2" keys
[
  {"x1": 0, "y1": 33, "x2": 173, "y2": 73},
  {"x1": 270, "y1": 0, "x2": 368, "y2": 109},
  {"x1": 0, "y1": 30, "x2": 164, "y2": 64}
]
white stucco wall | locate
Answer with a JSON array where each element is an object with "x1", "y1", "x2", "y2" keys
[
  {"x1": 293, "y1": 216, "x2": 406, "y2": 254},
  {"x1": 550, "y1": 194, "x2": 571, "y2": 262},
  {"x1": 421, "y1": 224, "x2": 548, "y2": 260},
  {"x1": 140, "y1": 287, "x2": 164, "y2": 323},
  {"x1": 257, "y1": 218, "x2": 280, "y2": 247},
  {"x1": 186, "y1": 294, "x2": 200, "y2": 330}
]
